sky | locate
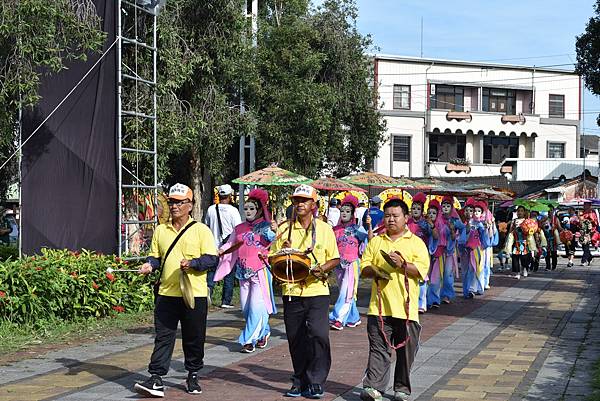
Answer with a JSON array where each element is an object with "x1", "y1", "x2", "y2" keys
[{"x1": 353, "y1": 0, "x2": 600, "y2": 135}]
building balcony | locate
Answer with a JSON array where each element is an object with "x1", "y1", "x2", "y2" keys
[
  {"x1": 427, "y1": 109, "x2": 540, "y2": 138},
  {"x1": 427, "y1": 161, "x2": 503, "y2": 178}
]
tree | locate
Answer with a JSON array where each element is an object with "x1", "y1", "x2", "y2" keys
[
  {"x1": 0, "y1": 0, "x2": 105, "y2": 199},
  {"x1": 150, "y1": 0, "x2": 256, "y2": 216},
  {"x1": 576, "y1": 0, "x2": 600, "y2": 126},
  {"x1": 250, "y1": 0, "x2": 385, "y2": 178}
]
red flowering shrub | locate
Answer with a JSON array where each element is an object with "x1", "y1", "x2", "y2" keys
[{"x1": 0, "y1": 249, "x2": 154, "y2": 323}]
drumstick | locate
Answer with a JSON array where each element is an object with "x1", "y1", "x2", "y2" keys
[{"x1": 286, "y1": 205, "x2": 296, "y2": 246}]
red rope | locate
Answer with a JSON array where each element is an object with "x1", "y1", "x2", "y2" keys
[{"x1": 376, "y1": 269, "x2": 411, "y2": 350}]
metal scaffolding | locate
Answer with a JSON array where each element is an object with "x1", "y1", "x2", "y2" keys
[{"x1": 117, "y1": 0, "x2": 158, "y2": 257}]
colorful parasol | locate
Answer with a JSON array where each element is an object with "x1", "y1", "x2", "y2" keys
[
  {"x1": 341, "y1": 172, "x2": 410, "y2": 188},
  {"x1": 333, "y1": 190, "x2": 369, "y2": 205},
  {"x1": 311, "y1": 177, "x2": 366, "y2": 192},
  {"x1": 377, "y1": 188, "x2": 413, "y2": 207},
  {"x1": 233, "y1": 165, "x2": 313, "y2": 186},
  {"x1": 474, "y1": 188, "x2": 513, "y2": 201}
]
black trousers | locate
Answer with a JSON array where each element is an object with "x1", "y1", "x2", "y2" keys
[
  {"x1": 148, "y1": 295, "x2": 208, "y2": 376},
  {"x1": 512, "y1": 254, "x2": 531, "y2": 275},
  {"x1": 545, "y1": 250, "x2": 558, "y2": 270},
  {"x1": 283, "y1": 295, "x2": 331, "y2": 388},
  {"x1": 363, "y1": 316, "x2": 421, "y2": 395},
  {"x1": 582, "y1": 243, "x2": 594, "y2": 264}
]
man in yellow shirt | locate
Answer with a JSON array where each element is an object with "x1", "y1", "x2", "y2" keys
[
  {"x1": 134, "y1": 183, "x2": 218, "y2": 398},
  {"x1": 359, "y1": 198, "x2": 430, "y2": 401},
  {"x1": 271, "y1": 185, "x2": 340, "y2": 399}
]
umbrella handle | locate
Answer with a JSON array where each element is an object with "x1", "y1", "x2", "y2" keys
[{"x1": 287, "y1": 205, "x2": 295, "y2": 246}]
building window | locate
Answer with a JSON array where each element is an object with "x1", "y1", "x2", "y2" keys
[
  {"x1": 393, "y1": 85, "x2": 410, "y2": 109},
  {"x1": 549, "y1": 94, "x2": 565, "y2": 118},
  {"x1": 483, "y1": 137, "x2": 519, "y2": 164},
  {"x1": 432, "y1": 85, "x2": 464, "y2": 111},
  {"x1": 547, "y1": 142, "x2": 565, "y2": 158},
  {"x1": 482, "y1": 88, "x2": 516, "y2": 114},
  {"x1": 428, "y1": 134, "x2": 466, "y2": 162},
  {"x1": 392, "y1": 136, "x2": 410, "y2": 162}
]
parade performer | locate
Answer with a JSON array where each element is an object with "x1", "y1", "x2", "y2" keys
[
  {"x1": 425, "y1": 199, "x2": 448, "y2": 309},
  {"x1": 527, "y1": 211, "x2": 547, "y2": 273},
  {"x1": 539, "y1": 214, "x2": 558, "y2": 271},
  {"x1": 440, "y1": 196, "x2": 464, "y2": 304},
  {"x1": 477, "y1": 201, "x2": 498, "y2": 290},
  {"x1": 134, "y1": 184, "x2": 218, "y2": 397},
  {"x1": 359, "y1": 198, "x2": 430, "y2": 401},
  {"x1": 580, "y1": 201, "x2": 598, "y2": 266},
  {"x1": 329, "y1": 195, "x2": 368, "y2": 330},
  {"x1": 503, "y1": 205, "x2": 536, "y2": 279},
  {"x1": 406, "y1": 192, "x2": 436, "y2": 313},
  {"x1": 214, "y1": 189, "x2": 277, "y2": 353},
  {"x1": 458, "y1": 199, "x2": 489, "y2": 298},
  {"x1": 271, "y1": 185, "x2": 340, "y2": 399}
]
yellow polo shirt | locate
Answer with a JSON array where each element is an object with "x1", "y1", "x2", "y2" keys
[
  {"x1": 361, "y1": 229, "x2": 429, "y2": 322},
  {"x1": 149, "y1": 218, "x2": 217, "y2": 297},
  {"x1": 271, "y1": 218, "x2": 340, "y2": 297}
]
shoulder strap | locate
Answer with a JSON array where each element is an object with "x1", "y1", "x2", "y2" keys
[
  {"x1": 161, "y1": 221, "x2": 198, "y2": 268},
  {"x1": 215, "y1": 204, "x2": 224, "y2": 242}
]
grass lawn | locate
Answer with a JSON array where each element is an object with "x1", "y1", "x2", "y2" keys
[{"x1": 589, "y1": 358, "x2": 600, "y2": 401}]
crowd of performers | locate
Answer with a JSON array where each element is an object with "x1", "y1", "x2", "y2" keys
[{"x1": 133, "y1": 182, "x2": 597, "y2": 401}]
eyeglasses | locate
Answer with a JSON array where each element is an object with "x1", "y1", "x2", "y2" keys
[{"x1": 167, "y1": 199, "x2": 191, "y2": 207}]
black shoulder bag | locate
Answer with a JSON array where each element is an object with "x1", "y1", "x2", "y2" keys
[
  {"x1": 153, "y1": 221, "x2": 198, "y2": 298},
  {"x1": 215, "y1": 204, "x2": 230, "y2": 246}
]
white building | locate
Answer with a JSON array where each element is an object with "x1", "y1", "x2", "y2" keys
[{"x1": 373, "y1": 55, "x2": 581, "y2": 179}]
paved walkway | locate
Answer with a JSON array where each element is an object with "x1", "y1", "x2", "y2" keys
[{"x1": 0, "y1": 261, "x2": 598, "y2": 401}]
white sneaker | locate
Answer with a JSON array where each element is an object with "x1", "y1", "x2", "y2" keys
[
  {"x1": 513, "y1": 274, "x2": 521, "y2": 280},
  {"x1": 360, "y1": 387, "x2": 383, "y2": 401},
  {"x1": 523, "y1": 269, "x2": 528, "y2": 278},
  {"x1": 484, "y1": 285, "x2": 491, "y2": 290},
  {"x1": 220, "y1": 304, "x2": 235, "y2": 309}
]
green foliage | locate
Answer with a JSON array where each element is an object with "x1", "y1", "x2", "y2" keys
[
  {"x1": 0, "y1": 249, "x2": 154, "y2": 324},
  {"x1": 0, "y1": 0, "x2": 105, "y2": 198},
  {"x1": 250, "y1": 0, "x2": 385, "y2": 178},
  {"x1": 0, "y1": 245, "x2": 18, "y2": 262},
  {"x1": 576, "y1": 0, "x2": 600, "y2": 126}
]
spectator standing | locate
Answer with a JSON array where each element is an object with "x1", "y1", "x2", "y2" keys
[
  {"x1": 362, "y1": 196, "x2": 384, "y2": 231},
  {"x1": 204, "y1": 184, "x2": 242, "y2": 307},
  {"x1": 326, "y1": 198, "x2": 341, "y2": 226}
]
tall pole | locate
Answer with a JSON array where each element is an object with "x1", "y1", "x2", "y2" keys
[
  {"x1": 420, "y1": 17, "x2": 423, "y2": 58},
  {"x1": 582, "y1": 77, "x2": 586, "y2": 197}
]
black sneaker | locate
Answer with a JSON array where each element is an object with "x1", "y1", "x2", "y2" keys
[
  {"x1": 303, "y1": 384, "x2": 324, "y2": 399},
  {"x1": 134, "y1": 374, "x2": 164, "y2": 398},
  {"x1": 285, "y1": 385, "x2": 303, "y2": 397},
  {"x1": 186, "y1": 372, "x2": 202, "y2": 394}
]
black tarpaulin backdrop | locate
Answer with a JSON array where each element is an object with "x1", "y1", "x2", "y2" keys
[{"x1": 21, "y1": 0, "x2": 117, "y2": 254}]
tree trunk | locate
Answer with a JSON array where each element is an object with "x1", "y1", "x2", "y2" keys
[{"x1": 191, "y1": 156, "x2": 213, "y2": 222}]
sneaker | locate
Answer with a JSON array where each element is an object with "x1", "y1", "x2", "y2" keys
[
  {"x1": 330, "y1": 321, "x2": 343, "y2": 330},
  {"x1": 418, "y1": 307, "x2": 426, "y2": 314},
  {"x1": 465, "y1": 292, "x2": 474, "y2": 299},
  {"x1": 134, "y1": 374, "x2": 164, "y2": 398},
  {"x1": 346, "y1": 320, "x2": 362, "y2": 328},
  {"x1": 285, "y1": 385, "x2": 303, "y2": 397},
  {"x1": 513, "y1": 274, "x2": 521, "y2": 280},
  {"x1": 394, "y1": 390, "x2": 410, "y2": 401},
  {"x1": 256, "y1": 333, "x2": 270, "y2": 348},
  {"x1": 523, "y1": 269, "x2": 528, "y2": 278},
  {"x1": 441, "y1": 297, "x2": 450, "y2": 304},
  {"x1": 186, "y1": 372, "x2": 202, "y2": 394},
  {"x1": 484, "y1": 285, "x2": 491, "y2": 290},
  {"x1": 431, "y1": 303, "x2": 440, "y2": 309},
  {"x1": 303, "y1": 383, "x2": 324, "y2": 399},
  {"x1": 360, "y1": 387, "x2": 383, "y2": 401},
  {"x1": 220, "y1": 304, "x2": 235, "y2": 309},
  {"x1": 241, "y1": 343, "x2": 255, "y2": 353}
]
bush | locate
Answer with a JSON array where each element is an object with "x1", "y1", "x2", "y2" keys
[
  {"x1": 0, "y1": 249, "x2": 155, "y2": 324},
  {"x1": 0, "y1": 245, "x2": 18, "y2": 262}
]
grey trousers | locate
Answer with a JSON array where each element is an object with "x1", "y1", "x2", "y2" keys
[{"x1": 363, "y1": 315, "x2": 421, "y2": 394}]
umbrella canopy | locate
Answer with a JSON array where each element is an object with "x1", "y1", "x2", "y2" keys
[
  {"x1": 341, "y1": 172, "x2": 408, "y2": 188},
  {"x1": 514, "y1": 199, "x2": 546, "y2": 211},
  {"x1": 233, "y1": 165, "x2": 313, "y2": 186},
  {"x1": 474, "y1": 188, "x2": 513, "y2": 201},
  {"x1": 311, "y1": 177, "x2": 366, "y2": 192}
]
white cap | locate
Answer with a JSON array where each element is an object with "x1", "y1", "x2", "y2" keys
[
  {"x1": 168, "y1": 183, "x2": 193, "y2": 201},
  {"x1": 218, "y1": 184, "x2": 234, "y2": 196},
  {"x1": 290, "y1": 185, "x2": 318, "y2": 201}
]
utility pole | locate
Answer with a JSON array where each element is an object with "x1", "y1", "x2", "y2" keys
[{"x1": 238, "y1": 0, "x2": 258, "y2": 214}]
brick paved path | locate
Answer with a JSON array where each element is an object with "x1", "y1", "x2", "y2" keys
[{"x1": 0, "y1": 262, "x2": 598, "y2": 401}]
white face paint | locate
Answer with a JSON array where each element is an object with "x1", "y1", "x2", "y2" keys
[
  {"x1": 427, "y1": 208, "x2": 438, "y2": 222},
  {"x1": 411, "y1": 203, "x2": 423, "y2": 219},
  {"x1": 340, "y1": 205, "x2": 354, "y2": 223},
  {"x1": 474, "y1": 207, "x2": 483, "y2": 219},
  {"x1": 465, "y1": 206, "x2": 474, "y2": 219},
  {"x1": 442, "y1": 202, "x2": 452, "y2": 216},
  {"x1": 244, "y1": 201, "x2": 260, "y2": 222}
]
